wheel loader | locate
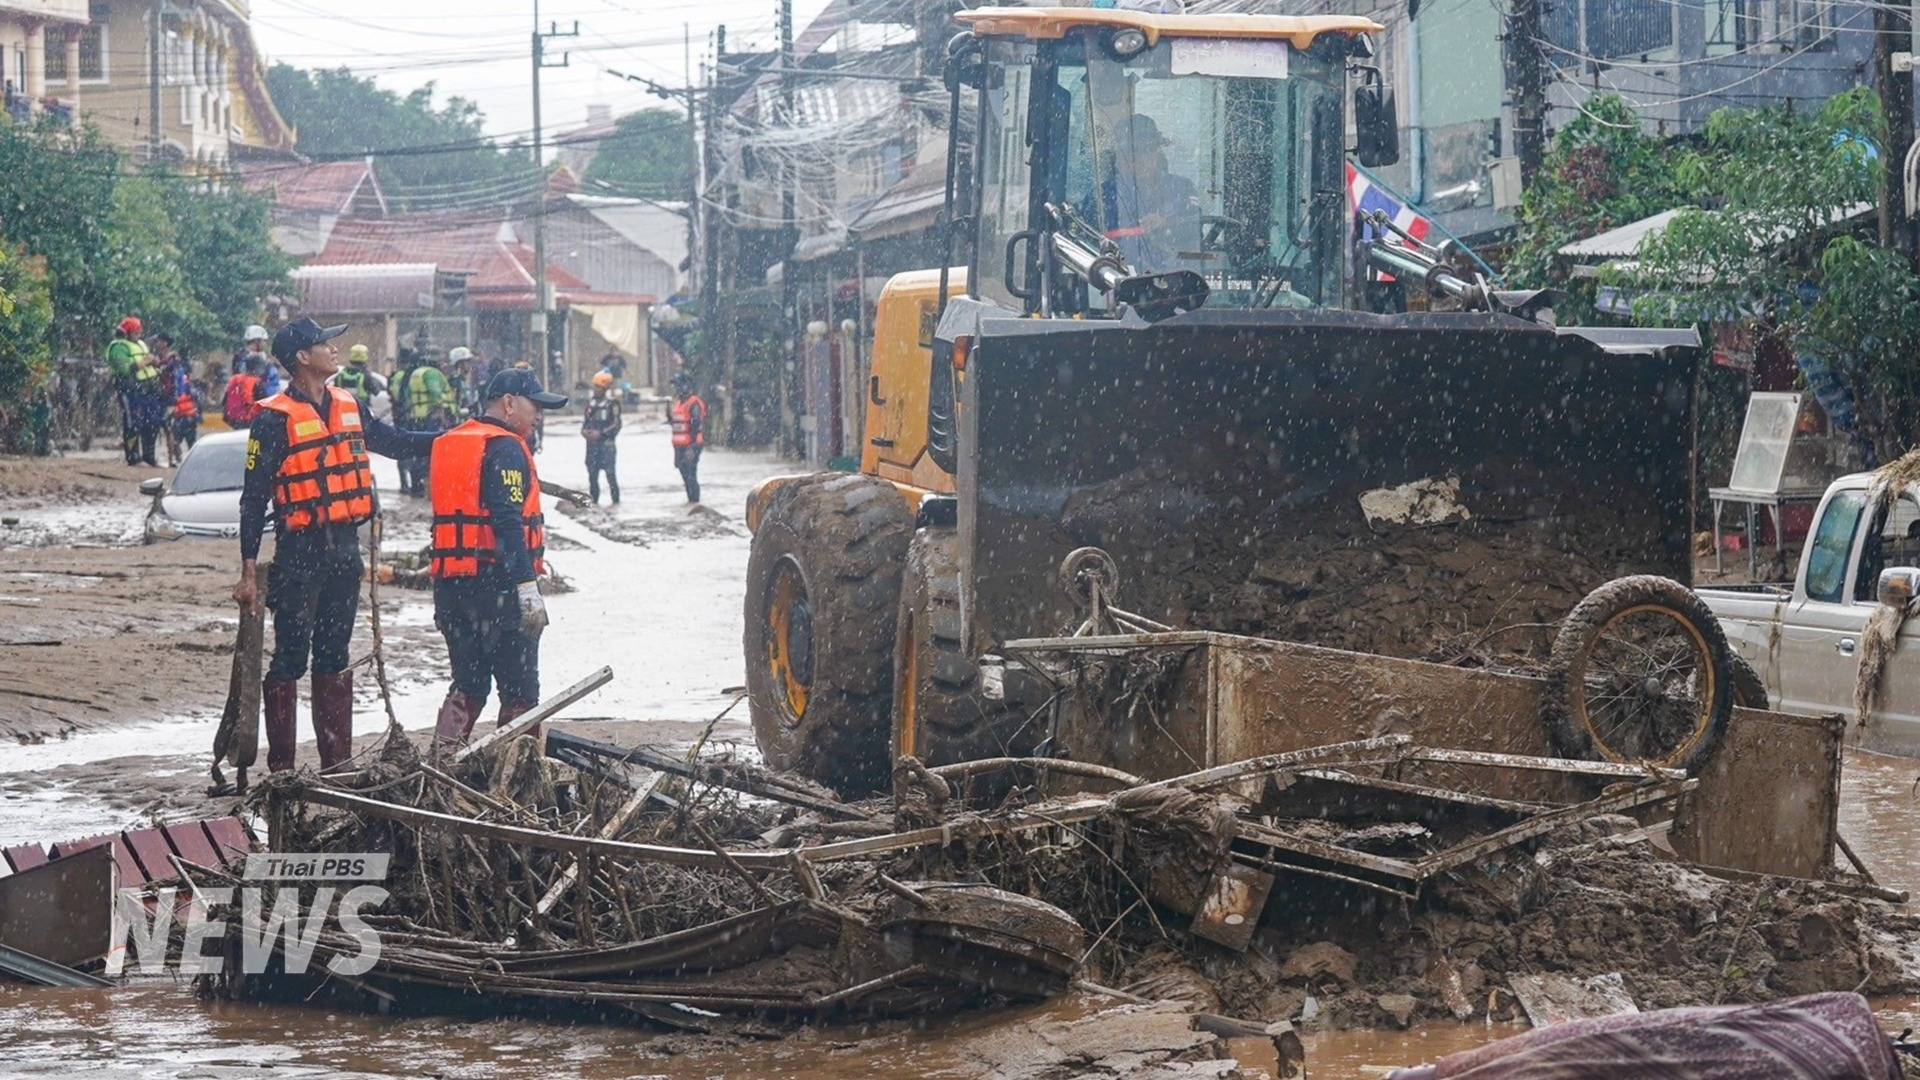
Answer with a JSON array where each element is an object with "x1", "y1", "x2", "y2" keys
[{"x1": 743, "y1": 6, "x2": 1704, "y2": 793}]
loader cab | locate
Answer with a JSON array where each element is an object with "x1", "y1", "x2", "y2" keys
[{"x1": 954, "y1": 9, "x2": 1381, "y2": 317}]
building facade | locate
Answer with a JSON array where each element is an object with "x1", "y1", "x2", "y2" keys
[
  {"x1": 0, "y1": 0, "x2": 88, "y2": 121},
  {"x1": 34, "y1": 0, "x2": 294, "y2": 166}
]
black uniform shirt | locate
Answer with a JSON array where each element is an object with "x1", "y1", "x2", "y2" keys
[
  {"x1": 240, "y1": 385, "x2": 439, "y2": 561},
  {"x1": 433, "y1": 416, "x2": 539, "y2": 603}
]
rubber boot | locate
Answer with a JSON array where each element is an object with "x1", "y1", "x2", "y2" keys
[
  {"x1": 432, "y1": 690, "x2": 485, "y2": 756},
  {"x1": 264, "y1": 677, "x2": 300, "y2": 773},
  {"x1": 497, "y1": 700, "x2": 540, "y2": 744},
  {"x1": 311, "y1": 670, "x2": 355, "y2": 773}
]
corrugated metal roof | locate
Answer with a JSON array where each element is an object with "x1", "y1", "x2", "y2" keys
[
  {"x1": 1559, "y1": 202, "x2": 1873, "y2": 261},
  {"x1": 311, "y1": 214, "x2": 652, "y2": 311},
  {"x1": 292, "y1": 264, "x2": 438, "y2": 315}
]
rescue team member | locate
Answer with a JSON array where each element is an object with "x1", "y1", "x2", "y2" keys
[
  {"x1": 582, "y1": 371, "x2": 622, "y2": 505},
  {"x1": 223, "y1": 353, "x2": 266, "y2": 429},
  {"x1": 153, "y1": 334, "x2": 197, "y2": 466},
  {"x1": 334, "y1": 344, "x2": 375, "y2": 406},
  {"x1": 232, "y1": 318, "x2": 440, "y2": 773},
  {"x1": 428, "y1": 369, "x2": 569, "y2": 753},
  {"x1": 404, "y1": 351, "x2": 458, "y2": 497},
  {"x1": 233, "y1": 325, "x2": 275, "y2": 398},
  {"x1": 670, "y1": 373, "x2": 707, "y2": 504},
  {"x1": 106, "y1": 316, "x2": 162, "y2": 466}
]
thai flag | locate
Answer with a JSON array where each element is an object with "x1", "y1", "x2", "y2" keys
[{"x1": 1346, "y1": 163, "x2": 1432, "y2": 248}]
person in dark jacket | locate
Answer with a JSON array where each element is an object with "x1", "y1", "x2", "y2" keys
[
  {"x1": 232, "y1": 318, "x2": 441, "y2": 773},
  {"x1": 426, "y1": 368, "x2": 569, "y2": 754},
  {"x1": 582, "y1": 371, "x2": 622, "y2": 505}
]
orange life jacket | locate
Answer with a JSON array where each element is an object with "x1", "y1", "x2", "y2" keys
[
  {"x1": 429, "y1": 420, "x2": 546, "y2": 579},
  {"x1": 671, "y1": 395, "x2": 707, "y2": 448},
  {"x1": 256, "y1": 388, "x2": 374, "y2": 533}
]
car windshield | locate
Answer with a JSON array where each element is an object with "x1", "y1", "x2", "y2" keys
[
  {"x1": 172, "y1": 439, "x2": 248, "y2": 495},
  {"x1": 1062, "y1": 35, "x2": 1346, "y2": 306}
]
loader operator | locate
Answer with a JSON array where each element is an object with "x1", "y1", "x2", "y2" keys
[
  {"x1": 427, "y1": 368, "x2": 569, "y2": 754},
  {"x1": 232, "y1": 318, "x2": 441, "y2": 774}
]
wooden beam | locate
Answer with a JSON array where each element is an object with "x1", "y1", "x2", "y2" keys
[
  {"x1": 452, "y1": 666, "x2": 613, "y2": 764},
  {"x1": 1413, "y1": 778, "x2": 1695, "y2": 877},
  {"x1": 534, "y1": 771, "x2": 665, "y2": 917},
  {"x1": 1409, "y1": 747, "x2": 1685, "y2": 782}
]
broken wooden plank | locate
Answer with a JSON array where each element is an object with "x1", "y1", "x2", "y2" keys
[
  {"x1": 1233, "y1": 819, "x2": 1426, "y2": 881},
  {"x1": 1295, "y1": 769, "x2": 1551, "y2": 816},
  {"x1": 452, "y1": 667, "x2": 613, "y2": 764},
  {"x1": 533, "y1": 771, "x2": 664, "y2": 918},
  {"x1": 545, "y1": 729, "x2": 871, "y2": 821},
  {"x1": 1133, "y1": 735, "x2": 1414, "y2": 793},
  {"x1": 1409, "y1": 746, "x2": 1686, "y2": 782}
]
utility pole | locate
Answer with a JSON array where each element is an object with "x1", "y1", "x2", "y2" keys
[
  {"x1": 1874, "y1": 1, "x2": 1915, "y2": 264},
  {"x1": 710, "y1": 25, "x2": 731, "y2": 445},
  {"x1": 147, "y1": 0, "x2": 162, "y2": 163},
  {"x1": 1504, "y1": 0, "x2": 1548, "y2": 188},
  {"x1": 778, "y1": 0, "x2": 797, "y2": 459},
  {"x1": 531, "y1": 1, "x2": 579, "y2": 380}
]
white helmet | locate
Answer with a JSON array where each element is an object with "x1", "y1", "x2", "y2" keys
[
  {"x1": 244, "y1": 324, "x2": 269, "y2": 343},
  {"x1": 448, "y1": 346, "x2": 474, "y2": 362}
]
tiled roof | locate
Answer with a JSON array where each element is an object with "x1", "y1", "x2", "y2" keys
[
  {"x1": 241, "y1": 160, "x2": 383, "y2": 216},
  {"x1": 311, "y1": 214, "x2": 652, "y2": 310}
]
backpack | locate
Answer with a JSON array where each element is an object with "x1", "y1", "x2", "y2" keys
[{"x1": 223, "y1": 374, "x2": 260, "y2": 428}]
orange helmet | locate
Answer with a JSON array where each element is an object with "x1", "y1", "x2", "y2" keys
[
  {"x1": 119, "y1": 316, "x2": 143, "y2": 336},
  {"x1": 592, "y1": 371, "x2": 614, "y2": 389}
]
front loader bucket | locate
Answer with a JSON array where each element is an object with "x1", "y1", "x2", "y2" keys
[{"x1": 957, "y1": 309, "x2": 1700, "y2": 662}]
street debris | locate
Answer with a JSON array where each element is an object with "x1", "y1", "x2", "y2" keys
[{"x1": 164, "y1": 669, "x2": 1918, "y2": 1043}]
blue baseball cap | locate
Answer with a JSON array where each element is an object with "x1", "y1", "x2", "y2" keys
[
  {"x1": 483, "y1": 368, "x2": 569, "y2": 409},
  {"x1": 271, "y1": 317, "x2": 348, "y2": 364}
]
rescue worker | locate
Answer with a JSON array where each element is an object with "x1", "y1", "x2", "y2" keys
[
  {"x1": 670, "y1": 373, "x2": 707, "y2": 505},
  {"x1": 222, "y1": 353, "x2": 266, "y2": 429},
  {"x1": 232, "y1": 318, "x2": 441, "y2": 773},
  {"x1": 232, "y1": 325, "x2": 274, "y2": 399},
  {"x1": 153, "y1": 335, "x2": 196, "y2": 465},
  {"x1": 105, "y1": 317, "x2": 162, "y2": 466},
  {"x1": 333, "y1": 344, "x2": 376, "y2": 406},
  {"x1": 391, "y1": 347, "x2": 422, "y2": 495},
  {"x1": 582, "y1": 370, "x2": 622, "y2": 505},
  {"x1": 404, "y1": 352, "x2": 457, "y2": 497},
  {"x1": 428, "y1": 368, "x2": 569, "y2": 753}
]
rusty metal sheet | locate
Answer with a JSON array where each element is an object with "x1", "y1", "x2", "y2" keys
[
  {"x1": 2, "y1": 845, "x2": 45, "y2": 874},
  {"x1": 1189, "y1": 864, "x2": 1273, "y2": 952},
  {"x1": 201, "y1": 817, "x2": 254, "y2": 866},
  {"x1": 162, "y1": 822, "x2": 219, "y2": 868},
  {"x1": 0, "y1": 844, "x2": 121, "y2": 970},
  {"x1": 122, "y1": 828, "x2": 179, "y2": 884},
  {"x1": 1667, "y1": 707, "x2": 1843, "y2": 880}
]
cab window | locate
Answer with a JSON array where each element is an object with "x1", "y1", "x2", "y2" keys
[
  {"x1": 1804, "y1": 490, "x2": 1866, "y2": 603},
  {"x1": 1853, "y1": 492, "x2": 1920, "y2": 603}
]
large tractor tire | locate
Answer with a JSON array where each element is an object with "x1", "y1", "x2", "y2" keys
[
  {"x1": 1542, "y1": 575, "x2": 1734, "y2": 775},
  {"x1": 892, "y1": 528, "x2": 1018, "y2": 770},
  {"x1": 745, "y1": 474, "x2": 911, "y2": 793}
]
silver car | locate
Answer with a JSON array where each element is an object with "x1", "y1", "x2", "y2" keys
[{"x1": 141, "y1": 430, "x2": 253, "y2": 542}]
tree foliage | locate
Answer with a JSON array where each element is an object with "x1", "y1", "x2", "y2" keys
[
  {"x1": 581, "y1": 108, "x2": 695, "y2": 198},
  {"x1": 267, "y1": 64, "x2": 530, "y2": 209},
  {"x1": 0, "y1": 244, "x2": 54, "y2": 436},
  {"x1": 1505, "y1": 95, "x2": 1684, "y2": 319},
  {"x1": 1619, "y1": 88, "x2": 1918, "y2": 458}
]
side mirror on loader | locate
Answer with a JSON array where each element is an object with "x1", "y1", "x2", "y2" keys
[{"x1": 1353, "y1": 79, "x2": 1400, "y2": 168}]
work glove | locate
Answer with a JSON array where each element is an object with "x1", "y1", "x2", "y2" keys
[{"x1": 516, "y1": 581, "x2": 548, "y2": 640}]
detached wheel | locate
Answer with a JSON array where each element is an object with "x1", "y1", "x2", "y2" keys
[
  {"x1": 893, "y1": 528, "x2": 1021, "y2": 770},
  {"x1": 1543, "y1": 575, "x2": 1734, "y2": 774},
  {"x1": 745, "y1": 474, "x2": 911, "y2": 793}
]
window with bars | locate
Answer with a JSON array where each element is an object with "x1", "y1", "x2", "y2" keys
[
  {"x1": 1706, "y1": 0, "x2": 1833, "y2": 55},
  {"x1": 45, "y1": 3, "x2": 108, "y2": 83},
  {"x1": 1542, "y1": 0, "x2": 1676, "y2": 61}
]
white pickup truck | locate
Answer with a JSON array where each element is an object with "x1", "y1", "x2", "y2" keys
[{"x1": 1699, "y1": 471, "x2": 1920, "y2": 757}]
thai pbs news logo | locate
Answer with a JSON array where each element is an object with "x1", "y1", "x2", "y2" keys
[{"x1": 112, "y1": 853, "x2": 390, "y2": 976}]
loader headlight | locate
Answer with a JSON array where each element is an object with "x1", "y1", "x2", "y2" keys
[{"x1": 1106, "y1": 28, "x2": 1150, "y2": 59}]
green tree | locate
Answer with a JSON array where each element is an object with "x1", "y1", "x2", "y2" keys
[
  {"x1": 1619, "y1": 89, "x2": 1917, "y2": 458},
  {"x1": 1506, "y1": 95, "x2": 1684, "y2": 320},
  {"x1": 161, "y1": 174, "x2": 295, "y2": 349},
  {"x1": 581, "y1": 108, "x2": 694, "y2": 197},
  {"x1": 0, "y1": 244, "x2": 54, "y2": 444},
  {"x1": 266, "y1": 64, "x2": 530, "y2": 209},
  {"x1": 0, "y1": 118, "x2": 125, "y2": 354}
]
